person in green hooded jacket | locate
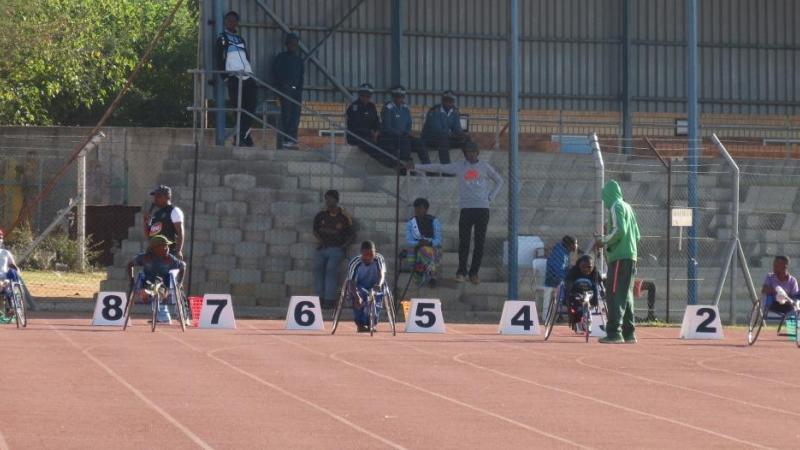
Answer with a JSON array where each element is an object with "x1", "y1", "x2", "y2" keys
[{"x1": 593, "y1": 180, "x2": 640, "y2": 344}]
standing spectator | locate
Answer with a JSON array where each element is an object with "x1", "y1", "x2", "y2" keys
[
  {"x1": 421, "y1": 90, "x2": 471, "y2": 165},
  {"x1": 593, "y1": 180, "x2": 641, "y2": 344},
  {"x1": 313, "y1": 190, "x2": 355, "y2": 308},
  {"x1": 545, "y1": 235, "x2": 578, "y2": 289},
  {"x1": 404, "y1": 198, "x2": 443, "y2": 288},
  {"x1": 378, "y1": 85, "x2": 430, "y2": 167},
  {"x1": 144, "y1": 185, "x2": 185, "y2": 260},
  {"x1": 215, "y1": 10, "x2": 256, "y2": 147},
  {"x1": 272, "y1": 33, "x2": 304, "y2": 149},
  {"x1": 407, "y1": 142, "x2": 503, "y2": 284},
  {"x1": 346, "y1": 83, "x2": 390, "y2": 167}
]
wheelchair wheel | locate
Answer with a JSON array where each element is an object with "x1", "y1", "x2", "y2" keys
[
  {"x1": 747, "y1": 301, "x2": 764, "y2": 346},
  {"x1": 175, "y1": 289, "x2": 187, "y2": 333},
  {"x1": 368, "y1": 295, "x2": 377, "y2": 337},
  {"x1": 123, "y1": 289, "x2": 135, "y2": 331},
  {"x1": 583, "y1": 306, "x2": 591, "y2": 343},
  {"x1": 543, "y1": 288, "x2": 559, "y2": 341},
  {"x1": 150, "y1": 293, "x2": 159, "y2": 333},
  {"x1": 331, "y1": 286, "x2": 346, "y2": 335},
  {"x1": 384, "y1": 290, "x2": 397, "y2": 336},
  {"x1": 11, "y1": 282, "x2": 27, "y2": 329}
]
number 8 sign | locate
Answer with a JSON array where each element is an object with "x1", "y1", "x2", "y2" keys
[
  {"x1": 199, "y1": 294, "x2": 236, "y2": 329},
  {"x1": 92, "y1": 291, "x2": 129, "y2": 326}
]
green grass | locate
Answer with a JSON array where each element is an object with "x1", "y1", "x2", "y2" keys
[{"x1": 21, "y1": 270, "x2": 107, "y2": 299}]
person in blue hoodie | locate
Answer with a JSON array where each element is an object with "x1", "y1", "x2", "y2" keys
[
  {"x1": 272, "y1": 33, "x2": 304, "y2": 149},
  {"x1": 421, "y1": 90, "x2": 471, "y2": 165}
]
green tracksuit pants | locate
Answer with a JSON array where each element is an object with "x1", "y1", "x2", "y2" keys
[{"x1": 606, "y1": 259, "x2": 636, "y2": 340}]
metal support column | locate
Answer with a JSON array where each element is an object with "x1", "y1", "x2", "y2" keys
[
  {"x1": 213, "y1": 0, "x2": 226, "y2": 146},
  {"x1": 391, "y1": 0, "x2": 405, "y2": 88},
  {"x1": 621, "y1": 0, "x2": 633, "y2": 151},
  {"x1": 686, "y1": 0, "x2": 699, "y2": 305},
  {"x1": 304, "y1": 0, "x2": 367, "y2": 60},
  {"x1": 508, "y1": 0, "x2": 520, "y2": 299},
  {"x1": 76, "y1": 149, "x2": 87, "y2": 273}
]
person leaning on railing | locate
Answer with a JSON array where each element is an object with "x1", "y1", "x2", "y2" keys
[
  {"x1": 215, "y1": 10, "x2": 257, "y2": 147},
  {"x1": 272, "y1": 33, "x2": 305, "y2": 150}
]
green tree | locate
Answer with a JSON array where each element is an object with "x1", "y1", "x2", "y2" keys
[{"x1": 0, "y1": 0, "x2": 196, "y2": 126}]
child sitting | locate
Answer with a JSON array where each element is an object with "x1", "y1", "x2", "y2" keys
[
  {"x1": 563, "y1": 254, "x2": 601, "y2": 330},
  {"x1": 762, "y1": 255, "x2": 800, "y2": 315}
]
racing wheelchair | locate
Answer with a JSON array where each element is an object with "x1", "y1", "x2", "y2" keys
[
  {"x1": 123, "y1": 270, "x2": 188, "y2": 332},
  {"x1": 543, "y1": 282, "x2": 606, "y2": 343},
  {"x1": 331, "y1": 280, "x2": 397, "y2": 336},
  {"x1": 747, "y1": 289, "x2": 800, "y2": 347},
  {"x1": 1, "y1": 270, "x2": 28, "y2": 329}
]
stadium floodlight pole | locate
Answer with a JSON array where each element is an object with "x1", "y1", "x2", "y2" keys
[
  {"x1": 508, "y1": 0, "x2": 520, "y2": 299},
  {"x1": 213, "y1": 0, "x2": 226, "y2": 146},
  {"x1": 686, "y1": 0, "x2": 699, "y2": 305}
]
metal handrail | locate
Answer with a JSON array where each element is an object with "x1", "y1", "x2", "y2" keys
[{"x1": 188, "y1": 69, "x2": 402, "y2": 166}]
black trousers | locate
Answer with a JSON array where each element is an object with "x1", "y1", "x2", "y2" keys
[
  {"x1": 378, "y1": 134, "x2": 431, "y2": 165},
  {"x1": 348, "y1": 132, "x2": 394, "y2": 168},
  {"x1": 278, "y1": 88, "x2": 302, "y2": 146},
  {"x1": 227, "y1": 77, "x2": 257, "y2": 140},
  {"x1": 423, "y1": 133, "x2": 471, "y2": 164},
  {"x1": 458, "y1": 208, "x2": 490, "y2": 277}
]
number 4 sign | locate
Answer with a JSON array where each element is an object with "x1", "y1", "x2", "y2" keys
[
  {"x1": 92, "y1": 292, "x2": 130, "y2": 326},
  {"x1": 199, "y1": 294, "x2": 236, "y2": 329},
  {"x1": 285, "y1": 296, "x2": 324, "y2": 331},
  {"x1": 498, "y1": 301, "x2": 540, "y2": 335},
  {"x1": 679, "y1": 305, "x2": 724, "y2": 340},
  {"x1": 404, "y1": 299, "x2": 446, "y2": 333}
]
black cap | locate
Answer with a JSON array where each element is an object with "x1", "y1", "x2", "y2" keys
[
  {"x1": 442, "y1": 90, "x2": 456, "y2": 101},
  {"x1": 390, "y1": 85, "x2": 407, "y2": 96},
  {"x1": 224, "y1": 10, "x2": 239, "y2": 20},
  {"x1": 357, "y1": 83, "x2": 374, "y2": 95},
  {"x1": 285, "y1": 32, "x2": 300, "y2": 44},
  {"x1": 149, "y1": 185, "x2": 172, "y2": 197}
]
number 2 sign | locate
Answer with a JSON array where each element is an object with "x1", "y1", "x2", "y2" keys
[
  {"x1": 199, "y1": 294, "x2": 236, "y2": 329},
  {"x1": 679, "y1": 305, "x2": 724, "y2": 340}
]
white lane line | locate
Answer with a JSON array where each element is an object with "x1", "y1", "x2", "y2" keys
[
  {"x1": 695, "y1": 353, "x2": 799, "y2": 389},
  {"x1": 0, "y1": 429, "x2": 9, "y2": 450},
  {"x1": 49, "y1": 325, "x2": 214, "y2": 450},
  {"x1": 204, "y1": 346, "x2": 406, "y2": 450},
  {"x1": 271, "y1": 334, "x2": 592, "y2": 449}
]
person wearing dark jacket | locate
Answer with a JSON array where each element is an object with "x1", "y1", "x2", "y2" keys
[
  {"x1": 378, "y1": 85, "x2": 430, "y2": 167},
  {"x1": 421, "y1": 90, "x2": 471, "y2": 164},
  {"x1": 346, "y1": 83, "x2": 392, "y2": 167},
  {"x1": 272, "y1": 33, "x2": 305, "y2": 149},
  {"x1": 214, "y1": 10, "x2": 256, "y2": 146}
]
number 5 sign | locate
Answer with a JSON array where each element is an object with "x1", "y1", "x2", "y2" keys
[
  {"x1": 199, "y1": 294, "x2": 236, "y2": 329},
  {"x1": 679, "y1": 305, "x2": 724, "y2": 340},
  {"x1": 285, "y1": 296, "x2": 324, "y2": 331},
  {"x1": 92, "y1": 292, "x2": 130, "y2": 326},
  {"x1": 404, "y1": 299, "x2": 446, "y2": 333}
]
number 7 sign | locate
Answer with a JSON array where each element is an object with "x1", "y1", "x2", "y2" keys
[{"x1": 199, "y1": 294, "x2": 236, "y2": 329}]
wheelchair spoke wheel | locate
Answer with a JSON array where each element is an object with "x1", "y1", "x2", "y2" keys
[
  {"x1": 543, "y1": 291, "x2": 558, "y2": 341},
  {"x1": 331, "y1": 288, "x2": 346, "y2": 335},
  {"x1": 12, "y1": 283, "x2": 26, "y2": 328},
  {"x1": 583, "y1": 308, "x2": 591, "y2": 343},
  {"x1": 368, "y1": 296, "x2": 377, "y2": 337},
  {"x1": 123, "y1": 290, "x2": 135, "y2": 331},
  {"x1": 385, "y1": 291, "x2": 397, "y2": 336},
  {"x1": 175, "y1": 289, "x2": 187, "y2": 333},
  {"x1": 150, "y1": 294, "x2": 158, "y2": 333},
  {"x1": 747, "y1": 301, "x2": 764, "y2": 346}
]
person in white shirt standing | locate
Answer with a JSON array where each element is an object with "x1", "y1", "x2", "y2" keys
[
  {"x1": 406, "y1": 142, "x2": 503, "y2": 284},
  {"x1": 215, "y1": 10, "x2": 257, "y2": 147}
]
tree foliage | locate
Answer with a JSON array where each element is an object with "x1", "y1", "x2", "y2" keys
[{"x1": 0, "y1": 0, "x2": 197, "y2": 126}]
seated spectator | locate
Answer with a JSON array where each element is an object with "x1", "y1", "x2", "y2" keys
[
  {"x1": 346, "y1": 83, "x2": 391, "y2": 167},
  {"x1": 345, "y1": 241, "x2": 387, "y2": 332},
  {"x1": 313, "y1": 190, "x2": 355, "y2": 308},
  {"x1": 378, "y1": 85, "x2": 430, "y2": 167},
  {"x1": 421, "y1": 90, "x2": 471, "y2": 166},
  {"x1": 762, "y1": 255, "x2": 800, "y2": 315},
  {"x1": 564, "y1": 254, "x2": 601, "y2": 330},
  {"x1": 404, "y1": 198, "x2": 442, "y2": 288},
  {"x1": 545, "y1": 235, "x2": 578, "y2": 289}
]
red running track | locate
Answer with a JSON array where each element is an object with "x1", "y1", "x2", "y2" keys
[{"x1": 1, "y1": 317, "x2": 797, "y2": 449}]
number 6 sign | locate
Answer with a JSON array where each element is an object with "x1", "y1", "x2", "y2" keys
[
  {"x1": 199, "y1": 294, "x2": 236, "y2": 329},
  {"x1": 285, "y1": 296, "x2": 324, "y2": 331}
]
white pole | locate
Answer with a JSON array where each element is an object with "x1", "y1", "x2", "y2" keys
[{"x1": 77, "y1": 132, "x2": 106, "y2": 272}]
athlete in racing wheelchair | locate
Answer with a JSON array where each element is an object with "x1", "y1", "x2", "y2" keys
[
  {"x1": 331, "y1": 240, "x2": 397, "y2": 335},
  {"x1": 544, "y1": 253, "x2": 605, "y2": 341},
  {"x1": 125, "y1": 235, "x2": 188, "y2": 329},
  {"x1": 0, "y1": 229, "x2": 27, "y2": 327}
]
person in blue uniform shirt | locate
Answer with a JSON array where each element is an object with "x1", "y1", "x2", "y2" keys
[
  {"x1": 421, "y1": 90, "x2": 471, "y2": 165},
  {"x1": 272, "y1": 33, "x2": 305, "y2": 149},
  {"x1": 378, "y1": 85, "x2": 430, "y2": 168},
  {"x1": 346, "y1": 83, "x2": 392, "y2": 167}
]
